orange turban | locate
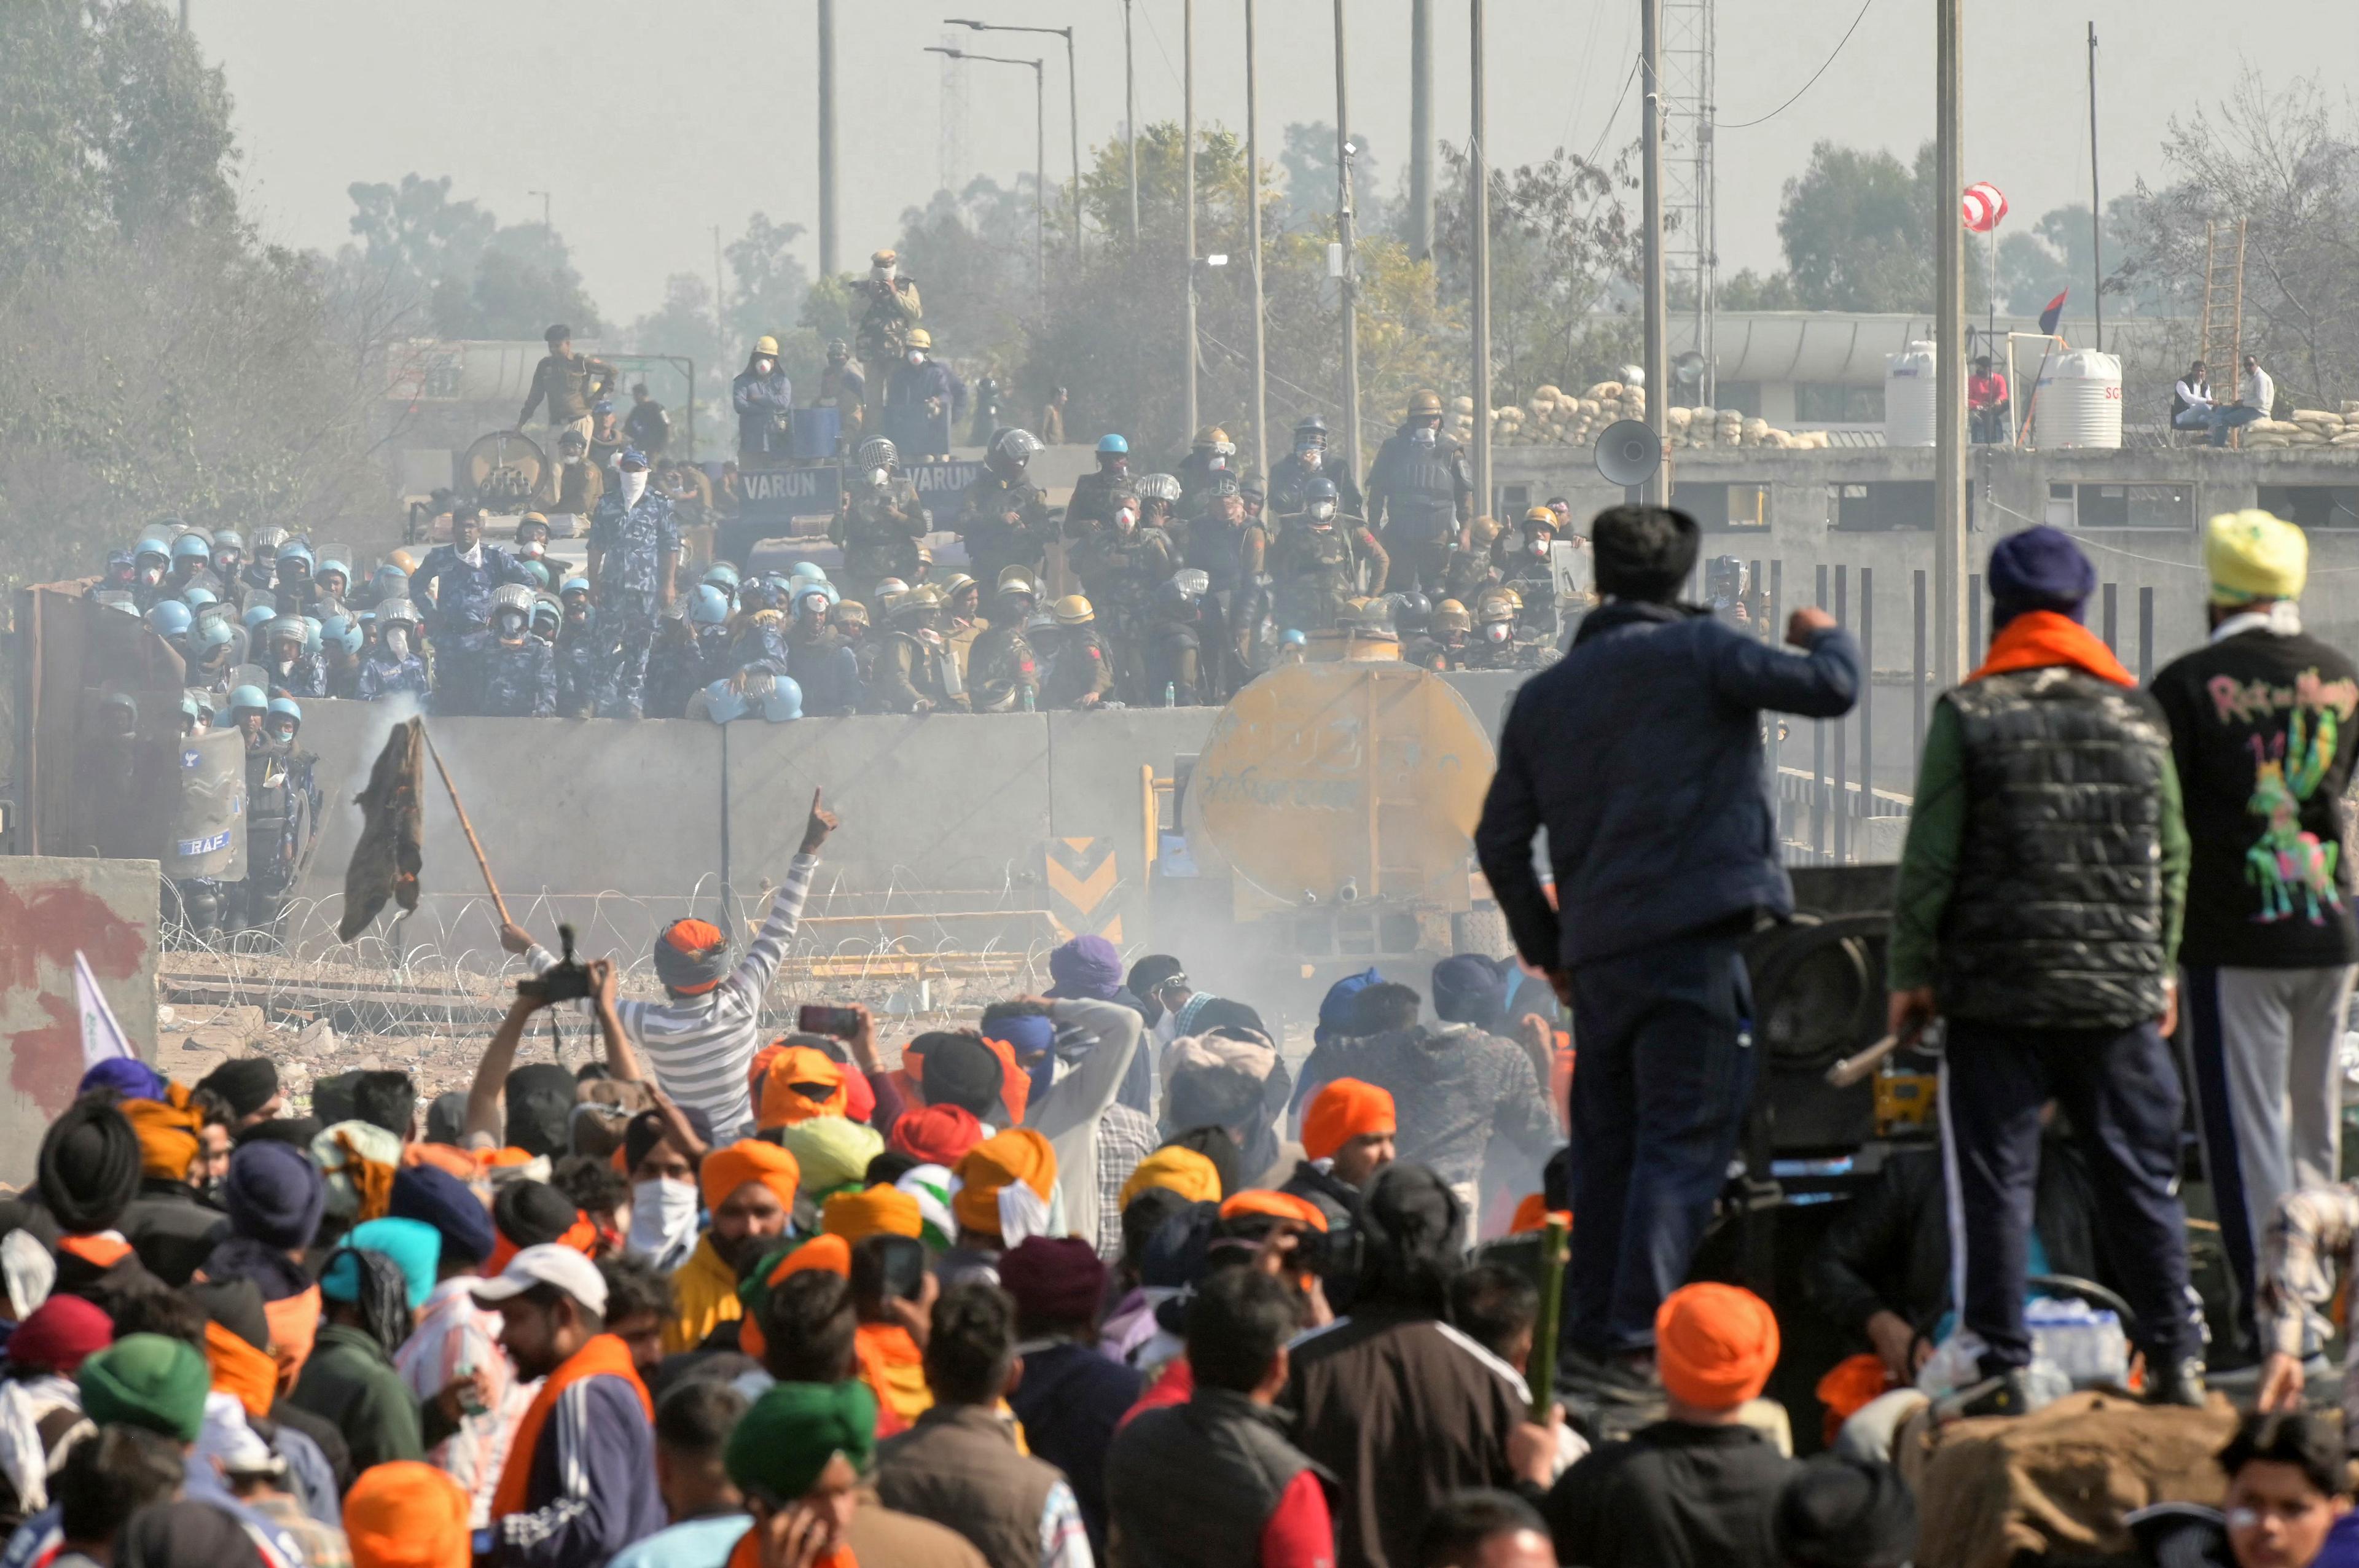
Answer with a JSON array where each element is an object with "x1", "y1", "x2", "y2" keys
[
  {"x1": 700, "y1": 1139, "x2": 803, "y2": 1212},
  {"x1": 205, "y1": 1320, "x2": 278, "y2": 1421},
  {"x1": 122, "y1": 1083, "x2": 203, "y2": 1182},
  {"x1": 345, "y1": 1460, "x2": 472, "y2": 1568},
  {"x1": 1119, "y1": 1146, "x2": 1221, "y2": 1211},
  {"x1": 736, "y1": 1234, "x2": 853, "y2": 1364},
  {"x1": 951, "y1": 1128, "x2": 1057, "y2": 1240},
  {"x1": 1655, "y1": 1282, "x2": 1780, "y2": 1410},
  {"x1": 1815, "y1": 1352, "x2": 1896, "y2": 1448},
  {"x1": 823, "y1": 1185, "x2": 924, "y2": 1243},
  {"x1": 747, "y1": 1042, "x2": 788, "y2": 1098},
  {"x1": 1219, "y1": 1190, "x2": 1329, "y2": 1232},
  {"x1": 1508, "y1": 1195, "x2": 1570, "y2": 1235},
  {"x1": 1301, "y1": 1078, "x2": 1395, "y2": 1164},
  {"x1": 757, "y1": 1048, "x2": 850, "y2": 1130},
  {"x1": 403, "y1": 1143, "x2": 480, "y2": 1182}
]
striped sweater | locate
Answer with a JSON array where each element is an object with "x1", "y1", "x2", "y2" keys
[{"x1": 534, "y1": 852, "x2": 816, "y2": 1139}]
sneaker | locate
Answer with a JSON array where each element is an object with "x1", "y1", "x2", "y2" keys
[
  {"x1": 2148, "y1": 1357, "x2": 2209, "y2": 1409},
  {"x1": 1945, "y1": 1368, "x2": 2047, "y2": 1419}
]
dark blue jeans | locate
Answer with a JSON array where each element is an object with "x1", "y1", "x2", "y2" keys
[
  {"x1": 1564, "y1": 929, "x2": 1758, "y2": 1357},
  {"x1": 1943, "y1": 1016, "x2": 2205, "y2": 1373}
]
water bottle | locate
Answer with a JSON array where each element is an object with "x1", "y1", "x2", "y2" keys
[
  {"x1": 1164, "y1": 682, "x2": 1176, "y2": 707},
  {"x1": 1020, "y1": 685, "x2": 1035, "y2": 712}
]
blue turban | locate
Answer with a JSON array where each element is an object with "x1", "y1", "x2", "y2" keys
[
  {"x1": 1046, "y1": 935, "x2": 1124, "y2": 1001},
  {"x1": 79, "y1": 1058, "x2": 167, "y2": 1102},
  {"x1": 1986, "y1": 526, "x2": 2096, "y2": 630},
  {"x1": 1315, "y1": 968, "x2": 1386, "y2": 1048},
  {"x1": 1430, "y1": 954, "x2": 1509, "y2": 1029},
  {"x1": 326, "y1": 1217, "x2": 441, "y2": 1310},
  {"x1": 222, "y1": 1139, "x2": 326, "y2": 1250},
  {"x1": 389, "y1": 1162, "x2": 495, "y2": 1265}
]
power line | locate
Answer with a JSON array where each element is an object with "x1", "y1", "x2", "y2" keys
[
  {"x1": 1718, "y1": 0, "x2": 1874, "y2": 130},
  {"x1": 1582, "y1": 54, "x2": 1639, "y2": 167}
]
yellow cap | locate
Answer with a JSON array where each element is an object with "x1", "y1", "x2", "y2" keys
[
  {"x1": 906, "y1": 327, "x2": 933, "y2": 350},
  {"x1": 872, "y1": 248, "x2": 898, "y2": 266},
  {"x1": 753, "y1": 334, "x2": 780, "y2": 357},
  {"x1": 2205, "y1": 509, "x2": 2308, "y2": 605},
  {"x1": 1522, "y1": 505, "x2": 1557, "y2": 528}
]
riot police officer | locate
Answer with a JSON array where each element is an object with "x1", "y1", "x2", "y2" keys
[
  {"x1": 1441, "y1": 515, "x2": 1504, "y2": 609},
  {"x1": 1182, "y1": 473, "x2": 1268, "y2": 699},
  {"x1": 961, "y1": 428, "x2": 1052, "y2": 591},
  {"x1": 1071, "y1": 484, "x2": 1179, "y2": 703},
  {"x1": 877, "y1": 585, "x2": 965, "y2": 714},
  {"x1": 1271, "y1": 478, "x2": 1388, "y2": 634},
  {"x1": 209, "y1": 531, "x2": 248, "y2": 610},
  {"x1": 831, "y1": 600, "x2": 886, "y2": 711},
  {"x1": 1174, "y1": 426, "x2": 1236, "y2": 518},
  {"x1": 1266, "y1": 415, "x2": 1364, "y2": 518},
  {"x1": 1502, "y1": 507, "x2": 1560, "y2": 641},
  {"x1": 1144, "y1": 570, "x2": 1213, "y2": 706},
  {"x1": 832, "y1": 436, "x2": 928, "y2": 610},
  {"x1": 316, "y1": 613, "x2": 362, "y2": 698},
  {"x1": 1039, "y1": 595, "x2": 1116, "y2": 710},
  {"x1": 965, "y1": 577, "x2": 1041, "y2": 713},
  {"x1": 585, "y1": 448, "x2": 683, "y2": 718},
  {"x1": 261, "y1": 615, "x2": 327, "y2": 699},
  {"x1": 233, "y1": 697, "x2": 319, "y2": 942},
  {"x1": 1466, "y1": 587, "x2": 1527, "y2": 670},
  {"x1": 474, "y1": 584, "x2": 557, "y2": 717},
  {"x1": 1364, "y1": 389, "x2": 1473, "y2": 595},
  {"x1": 786, "y1": 585, "x2": 864, "y2": 717},
  {"x1": 553, "y1": 578, "x2": 600, "y2": 719},
  {"x1": 1066, "y1": 434, "x2": 1133, "y2": 537},
  {"x1": 166, "y1": 533, "x2": 221, "y2": 600},
  {"x1": 129, "y1": 537, "x2": 171, "y2": 609},
  {"x1": 356, "y1": 599, "x2": 430, "y2": 701}
]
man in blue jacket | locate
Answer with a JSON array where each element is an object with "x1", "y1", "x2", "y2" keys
[{"x1": 1474, "y1": 504, "x2": 1859, "y2": 1397}]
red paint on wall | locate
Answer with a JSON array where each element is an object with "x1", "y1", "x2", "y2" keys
[
  {"x1": 12, "y1": 994, "x2": 85, "y2": 1117},
  {"x1": 0, "y1": 878, "x2": 151, "y2": 1114}
]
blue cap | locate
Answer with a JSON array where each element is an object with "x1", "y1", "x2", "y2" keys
[
  {"x1": 1097, "y1": 434, "x2": 1130, "y2": 454},
  {"x1": 618, "y1": 447, "x2": 649, "y2": 468},
  {"x1": 227, "y1": 684, "x2": 268, "y2": 713}
]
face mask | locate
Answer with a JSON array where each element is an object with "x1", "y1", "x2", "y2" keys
[
  {"x1": 754, "y1": 357, "x2": 774, "y2": 375},
  {"x1": 627, "y1": 1176, "x2": 701, "y2": 1269},
  {"x1": 1116, "y1": 507, "x2": 1138, "y2": 530},
  {"x1": 874, "y1": 263, "x2": 894, "y2": 282},
  {"x1": 520, "y1": 540, "x2": 544, "y2": 560},
  {"x1": 866, "y1": 467, "x2": 889, "y2": 489},
  {"x1": 269, "y1": 722, "x2": 296, "y2": 743},
  {"x1": 1208, "y1": 454, "x2": 1227, "y2": 470},
  {"x1": 497, "y1": 613, "x2": 526, "y2": 638},
  {"x1": 1410, "y1": 427, "x2": 1436, "y2": 448},
  {"x1": 1298, "y1": 446, "x2": 1321, "y2": 466},
  {"x1": 1485, "y1": 622, "x2": 1511, "y2": 643},
  {"x1": 1311, "y1": 502, "x2": 1336, "y2": 521},
  {"x1": 620, "y1": 469, "x2": 650, "y2": 505},
  {"x1": 384, "y1": 628, "x2": 410, "y2": 658},
  {"x1": 1530, "y1": 540, "x2": 1549, "y2": 556},
  {"x1": 907, "y1": 349, "x2": 924, "y2": 366},
  {"x1": 138, "y1": 564, "x2": 163, "y2": 585}
]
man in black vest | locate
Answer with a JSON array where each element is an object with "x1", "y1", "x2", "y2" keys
[
  {"x1": 1108, "y1": 1266, "x2": 1334, "y2": 1568},
  {"x1": 1889, "y1": 525, "x2": 2203, "y2": 1413}
]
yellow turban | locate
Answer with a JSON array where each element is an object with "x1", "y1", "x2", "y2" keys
[
  {"x1": 951, "y1": 1128, "x2": 1057, "y2": 1239},
  {"x1": 122, "y1": 1084, "x2": 202, "y2": 1183},
  {"x1": 2206, "y1": 509, "x2": 2308, "y2": 605},
  {"x1": 1119, "y1": 1145, "x2": 1221, "y2": 1212},
  {"x1": 821, "y1": 1185, "x2": 924, "y2": 1242}
]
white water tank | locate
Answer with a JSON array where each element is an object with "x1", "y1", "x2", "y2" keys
[
  {"x1": 1884, "y1": 340, "x2": 1938, "y2": 447},
  {"x1": 2033, "y1": 349, "x2": 2124, "y2": 449}
]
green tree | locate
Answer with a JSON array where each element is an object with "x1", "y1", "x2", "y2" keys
[
  {"x1": 1777, "y1": 142, "x2": 1933, "y2": 311},
  {"x1": 725, "y1": 212, "x2": 810, "y2": 356},
  {"x1": 346, "y1": 174, "x2": 496, "y2": 303}
]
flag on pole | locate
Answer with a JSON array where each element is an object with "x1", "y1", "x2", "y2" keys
[
  {"x1": 74, "y1": 951, "x2": 131, "y2": 1068},
  {"x1": 1962, "y1": 182, "x2": 2009, "y2": 233},
  {"x1": 2038, "y1": 291, "x2": 2068, "y2": 336}
]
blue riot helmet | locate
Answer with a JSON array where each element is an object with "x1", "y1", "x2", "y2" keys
[
  {"x1": 370, "y1": 563, "x2": 407, "y2": 603},
  {"x1": 702, "y1": 677, "x2": 749, "y2": 724},
  {"x1": 789, "y1": 560, "x2": 827, "y2": 583},
  {"x1": 266, "y1": 696, "x2": 302, "y2": 741},
  {"x1": 242, "y1": 603, "x2": 276, "y2": 634},
  {"x1": 276, "y1": 540, "x2": 314, "y2": 575},
  {"x1": 227, "y1": 685, "x2": 269, "y2": 735},
  {"x1": 181, "y1": 586, "x2": 217, "y2": 612},
  {"x1": 519, "y1": 560, "x2": 552, "y2": 590},
  {"x1": 530, "y1": 594, "x2": 561, "y2": 640},
  {"x1": 703, "y1": 562, "x2": 741, "y2": 594},
  {"x1": 319, "y1": 614, "x2": 361, "y2": 656},
  {"x1": 146, "y1": 601, "x2": 194, "y2": 639},
  {"x1": 170, "y1": 532, "x2": 211, "y2": 569},
  {"x1": 315, "y1": 558, "x2": 350, "y2": 597},
  {"x1": 300, "y1": 615, "x2": 324, "y2": 650},
  {"x1": 560, "y1": 576, "x2": 592, "y2": 605},
  {"x1": 763, "y1": 674, "x2": 804, "y2": 722},
  {"x1": 690, "y1": 585, "x2": 732, "y2": 626},
  {"x1": 1281, "y1": 628, "x2": 1308, "y2": 647},
  {"x1": 1096, "y1": 433, "x2": 1129, "y2": 455}
]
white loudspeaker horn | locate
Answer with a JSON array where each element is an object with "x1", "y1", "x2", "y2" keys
[{"x1": 1594, "y1": 420, "x2": 1662, "y2": 488}]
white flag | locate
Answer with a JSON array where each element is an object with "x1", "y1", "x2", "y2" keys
[{"x1": 74, "y1": 950, "x2": 131, "y2": 1068}]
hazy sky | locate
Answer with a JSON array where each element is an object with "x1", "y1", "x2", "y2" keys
[{"x1": 194, "y1": 0, "x2": 2354, "y2": 328}]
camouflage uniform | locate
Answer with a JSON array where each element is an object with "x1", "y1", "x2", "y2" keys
[
  {"x1": 587, "y1": 488, "x2": 683, "y2": 717},
  {"x1": 263, "y1": 649, "x2": 328, "y2": 701},
  {"x1": 1144, "y1": 603, "x2": 1204, "y2": 706},
  {"x1": 477, "y1": 633, "x2": 558, "y2": 717},
  {"x1": 434, "y1": 628, "x2": 491, "y2": 715},
  {"x1": 964, "y1": 619, "x2": 1039, "y2": 712},
  {"x1": 642, "y1": 620, "x2": 708, "y2": 719},
  {"x1": 1271, "y1": 520, "x2": 1384, "y2": 634},
  {"x1": 960, "y1": 474, "x2": 1053, "y2": 591},
  {"x1": 354, "y1": 649, "x2": 430, "y2": 702},
  {"x1": 1070, "y1": 525, "x2": 1177, "y2": 702},
  {"x1": 831, "y1": 479, "x2": 928, "y2": 609},
  {"x1": 555, "y1": 615, "x2": 601, "y2": 720},
  {"x1": 233, "y1": 739, "x2": 319, "y2": 938},
  {"x1": 785, "y1": 628, "x2": 864, "y2": 717}
]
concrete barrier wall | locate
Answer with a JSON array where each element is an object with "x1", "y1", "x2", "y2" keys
[{"x1": 0, "y1": 856, "x2": 159, "y2": 1185}]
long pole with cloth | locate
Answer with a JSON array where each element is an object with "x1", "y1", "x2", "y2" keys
[
  {"x1": 1246, "y1": 0, "x2": 1269, "y2": 482},
  {"x1": 2087, "y1": 21, "x2": 2103, "y2": 353},
  {"x1": 1530, "y1": 1214, "x2": 1571, "y2": 1418},
  {"x1": 423, "y1": 727, "x2": 512, "y2": 927}
]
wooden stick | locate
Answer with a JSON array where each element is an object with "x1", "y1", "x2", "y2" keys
[{"x1": 421, "y1": 724, "x2": 511, "y2": 926}]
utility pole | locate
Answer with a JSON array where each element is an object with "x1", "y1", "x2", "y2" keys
[
  {"x1": 1334, "y1": 0, "x2": 1364, "y2": 484},
  {"x1": 1934, "y1": 0, "x2": 1968, "y2": 685},
  {"x1": 1246, "y1": 0, "x2": 1270, "y2": 480},
  {"x1": 1065, "y1": 27, "x2": 1080, "y2": 257},
  {"x1": 529, "y1": 189, "x2": 552, "y2": 233},
  {"x1": 2086, "y1": 21, "x2": 2103, "y2": 353},
  {"x1": 1183, "y1": 0, "x2": 1199, "y2": 442},
  {"x1": 1409, "y1": 0, "x2": 1434, "y2": 260},
  {"x1": 1640, "y1": 0, "x2": 1667, "y2": 505},
  {"x1": 712, "y1": 225, "x2": 727, "y2": 369},
  {"x1": 1123, "y1": 0, "x2": 1140, "y2": 247},
  {"x1": 1470, "y1": 0, "x2": 1490, "y2": 525},
  {"x1": 818, "y1": 0, "x2": 839, "y2": 277}
]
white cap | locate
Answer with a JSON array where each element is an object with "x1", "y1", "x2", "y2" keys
[{"x1": 470, "y1": 1243, "x2": 608, "y2": 1317}]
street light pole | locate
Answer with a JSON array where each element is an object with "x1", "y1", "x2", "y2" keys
[
  {"x1": 1246, "y1": 0, "x2": 1269, "y2": 479},
  {"x1": 926, "y1": 47, "x2": 1046, "y2": 319},
  {"x1": 1333, "y1": 0, "x2": 1363, "y2": 485},
  {"x1": 1123, "y1": 0, "x2": 1140, "y2": 247},
  {"x1": 947, "y1": 20, "x2": 1081, "y2": 255},
  {"x1": 1184, "y1": 0, "x2": 1199, "y2": 441},
  {"x1": 528, "y1": 189, "x2": 551, "y2": 234},
  {"x1": 818, "y1": 0, "x2": 839, "y2": 277},
  {"x1": 1471, "y1": 0, "x2": 1490, "y2": 527},
  {"x1": 1639, "y1": 0, "x2": 1667, "y2": 507},
  {"x1": 1935, "y1": 0, "x2": 1968, "y2": 684}
]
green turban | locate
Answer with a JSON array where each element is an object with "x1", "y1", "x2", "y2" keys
[
  {"x1": 77, "y1": 1333, "x2": 211, "y2": 1441},
  {"x1": 777, "y1": 1117, "x2": 886, "y2": 1200},
  {"x1": 726, "y1": 1380, "x2": 878, "y2": 1504}
]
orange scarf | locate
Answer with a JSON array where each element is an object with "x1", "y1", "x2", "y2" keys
[
  {"x1": 489, "y1": 1212, "x2": 598, "y2": 1277},
  {"x1": 331, "y1": 1128, "x2": 397, "y2": 1222},
  {"x1": 489, "y1": 1334, "x2": 652, "y2": 1522},
  {"x1": 854, "y1": 1323, "x2": 929, "y2": 1434},
  {"x1": 263, "y1": 1284, "x2": 321, "y2": 1391},
  {"x1": 1968, "y1": 609, "x2": 2133, "y2": 687},
  {"x1": 206, "y1": 1320, "x2": 278, "y2": 1420},
  {"x1": 727, "y1": 1527, "x2": 856, "y2": 1568},
  {"x1": 57, "y1": 1234, "x2": 131, "y2": 1270}
]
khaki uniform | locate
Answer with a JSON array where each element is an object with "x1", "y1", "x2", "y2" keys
[
  {"x1": 831, "y1": 479, "x2": 928, "y2": 608},
  {"x1": 878, "y1": 628, "x2": 966, "y2": 714},
  {"x1": 1040, "y1": 627, "x2": 1116, "y2": 709},
  {"x1": 965, "y1": 622, "x2": 1039, "y2": 712}
]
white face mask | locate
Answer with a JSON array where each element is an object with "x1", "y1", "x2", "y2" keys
[
  {"x1": 1485, "y1": 622, "x2": 1511, "y2": 643},
  {"x1": 874, "y1": 263, "x2": 895, "y2": 283},
  {"x1": 1530, "y1": 540, "x2": 1549, "y2": 556},
  {"x1": 1299, "y1": 447, "x2": 1322, "y2": 467},
  {"x1": 384, "y1": 628, "x2": 410, "y2": 658},
  {"x1": 620, "y1": 469, "x2": 650, "y2": 506},
  {"x1": 866, "y1": 467, "x2": 889, "y2": 490},
  {"x1": 1311, "y1": 501, "x2": 1336, "y2": 521},
  {"x1": 906, "y1": 349, "x2": 925, "y2": 366},
  {"x1": 754, "y1": 357, "x2": 774, "y2": 375},
  {"x1": 627, "y1": 1176, "x2": 701, "y2": 1270},
  {"x1": 1116, "y1": 507, "x2": 1138, "y2": 530}
]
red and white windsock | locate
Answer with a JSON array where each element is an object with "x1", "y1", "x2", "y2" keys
[{"x1": 1962, "y1": 182, "x2": 2008, "y2": 233}]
